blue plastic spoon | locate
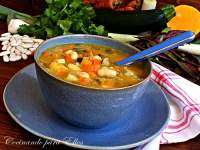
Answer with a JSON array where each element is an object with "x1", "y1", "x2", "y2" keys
[{"x1": 116, "y1": 31, "x2": 195, "y2": 66}]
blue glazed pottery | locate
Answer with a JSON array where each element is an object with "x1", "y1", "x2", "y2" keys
[
  {"x1": 34, "y1": 34, "x2": 152, "y2": 128},
  {"x1": 3, "y1": 64, "x2": 170, "y2": 149}
]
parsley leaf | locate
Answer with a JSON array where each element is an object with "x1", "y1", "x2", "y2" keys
[{"x1": 18, "y1": 0, "x2": 107, "y2": 39}]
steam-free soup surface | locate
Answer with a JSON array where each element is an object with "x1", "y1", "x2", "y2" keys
[{"x1": 39, "y1": 44, "x2": 146, "y2": 89}]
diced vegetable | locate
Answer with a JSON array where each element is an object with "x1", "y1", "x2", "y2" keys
[
  {"x1": 65, "y1": 74, "x2": 78, "y2": 82},
  {"x1": 89, "y1": 72, "x2": 97, "y2": 78},
  {"x1": 97, "y1": 67, "x2": 117, "y2": 78},
  {"x1": 124, "y1": 69, "x2": 135, "y2": 77},
  {"x1": 65, "y1": 54, "x2": 73, "y2": 63},
  {"x1": 68, "y1": 63, "x2": 81, "y2": 71},
  {"x1": 101, "y1": 79, "x2": 115, "y2": 88},
  {"x1": 39, "y1": 44, "x2": 146, "y2": 88},
  {"x1": 71, "y1": 51, "x2": 78, "y2": 60},
  {"x1": 43, "y1": 51, "x2": 49, "y2": 57},
  {"x1": 93, "y1": 55, "x2": 102, "y2": 61},
  {"x1": 65, "y1": 50, "x2": 73, "y2": 54},
  {"x1": 56, "y1": 59, "x2": 65, "y2": 64},
  {"x1": 79, "y1": 77, "x2": 90, "y2": 85},
  {"x1": 78, "y1": 72, "x2": 90, "y2": 79},
  {"x1": 102, "y1": 57, "x2": 110, "y2": 66},
  {"x1": 49, "y1": 62, "x2": 68, "y2": 77}
]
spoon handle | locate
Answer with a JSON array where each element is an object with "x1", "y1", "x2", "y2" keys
[{"x1": 116, "y1": 31, "x2": 195, "y2": 65}]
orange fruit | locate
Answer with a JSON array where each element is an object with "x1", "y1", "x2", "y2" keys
[{"x1": 167, "y1": 5, "x2": 200, "y2": 35}]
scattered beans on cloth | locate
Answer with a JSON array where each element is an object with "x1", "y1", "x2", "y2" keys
[{"x1": 0, "y1": 32, "x2": 44, "y2": 62}]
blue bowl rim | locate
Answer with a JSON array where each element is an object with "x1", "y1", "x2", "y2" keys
[{"x1": 34, "y1": 34, "x2": 152, "y2": 91}]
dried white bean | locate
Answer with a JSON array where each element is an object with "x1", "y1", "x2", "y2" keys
[
  {"x1": 1, "y1": 32, "x2": 11, "y2": 37},
  {"x1": 16, "y1": 40, "x2": 22, "y2": 45},
  {"x1": 21, "y1": 37, "x2": 30, "y2": 40},
  {"x1": 23, "y1": 35, "x2": 29, "y2": 38},
  {"x1": 0, "y1": 51, "x2": 10, "y2": 56},
  {"x1": 13, "y1": 34, "x2": 20, "y2": 38},
  {"x1": 22, "y1": 43, "x2": 33, "y2": 48},
  {"x1": 1, "y1": 40, "x2": 9, "y2": 45},
  {"x1": 2, "y1": 45, "x2": 7, "y2": 50},
  {"x1": 9, "y1": 55, "x2": 21, "y2": 62},
  {"x1": 10, "y1": 47, "x2": 15, "y2": 53},
  {"x1": 15, "y1": 38, "x2": 22, "y2": 42},
  {"x1": 10, "y1": 40, "x2": 18, "y2": 46},
  {"x1": 14, "y1": 49, "x2": 21, "y2": 55},
  {"x1": 3, "y1": 55, "x2": 9, "y2": 62},
  {"x1": 22, "y1": 39, "x2": 33, "y2": 43},
  {"x1": 16, "y1": 46, "x2": 26, "y2": 53},
  {"x1": 9, "y1": 37, "x2": 15, "y2": 41},
  {"x1": 33, "y1": 43, "x2": 39, "y2": 48},
  {"x1": 29, "y1": 48, "x2": 35, "y2": 52},
  {"x1": 10, "y1": 53, "x2": 16, "y2": 58},
  {"x1": 25, "y1": 50, "x2": 32, "y2": 55},
  {"x1": 0, "y1": 34, "x2": 44, "y2": 62},
  {"x1": 98, "y1": 67, "x2": 117, "y2": 78},
  {"x1": 33, "y1": 39, "x2": 43, "y2": 43},
  {"x1": 7, "y1": 45, "x2": 11, "y2": 51},
  {"x1": 22, "y1": 54, "x2": 28, "y2": 60},
  {"x1": 0, "y1": 37, "x2": 10, "y2": 41}
]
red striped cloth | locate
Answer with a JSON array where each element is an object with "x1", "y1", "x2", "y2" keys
[{"x1": 136, "y1": 62, "x2": 200, "y2": 150}]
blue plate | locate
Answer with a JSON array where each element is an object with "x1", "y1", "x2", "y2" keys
[{"x1": 3, "y1": 64, "x2": 170, "y2": 150}]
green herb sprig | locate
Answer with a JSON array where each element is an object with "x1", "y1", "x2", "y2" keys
[{"x1": 17, "y1": 0, "x2": 107, "y2": 39}]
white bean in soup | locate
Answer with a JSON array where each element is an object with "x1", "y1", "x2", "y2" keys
[{"x1": 38, "y1": 44, "x2": 147, "y2": 89}]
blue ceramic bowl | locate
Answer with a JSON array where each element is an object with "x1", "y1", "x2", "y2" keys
[{"x1": 34, "y1": 34, "x2": 152, "y2": 129}]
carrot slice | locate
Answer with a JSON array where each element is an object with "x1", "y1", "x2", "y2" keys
[
  {"x1": 92, "y1": 59, "x2": 101, "y2": 65},
  {"x1": 43, "y1": 51, "x2": 49, "y2": 57},
  {"x1": 56, "y1": 69, "x2": 68, "y2": 78},
  {"x1": 167, "y1": 5, "x2": 200, "y2": 35},
  {"x1": 81, "y1": 59, "x2": 100, "y2": 73},
  {"x1": 79, "y1": 77, "x2": 90, "y2": 85},
  {"x1": 81, "y1": 59, "x2": 92, "y2": 72},
  {"x1": 91, "y1": 64, "x2": 100, "y2": 72},
  {"x1": 81, "y1": 64, "x2": 92, "y2": 72},
  {"x1": 89, "y1": 72, "x2": 97, "y2": 78},
  {"x1": 65, "y1": 54, "x2": 73, "y2": 63}
]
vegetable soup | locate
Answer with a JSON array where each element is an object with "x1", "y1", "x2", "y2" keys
[{"x1": 39, "y1": 44, "x2": 147, "y2": 89}]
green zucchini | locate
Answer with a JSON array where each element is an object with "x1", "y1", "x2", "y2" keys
[{"x1": 94, "y1": 5, "x2": 176, "y2": 34}]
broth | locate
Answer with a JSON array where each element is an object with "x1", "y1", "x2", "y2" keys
[{"x1": 39, "y1": 44, "x2": 147, "y2": 89}]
